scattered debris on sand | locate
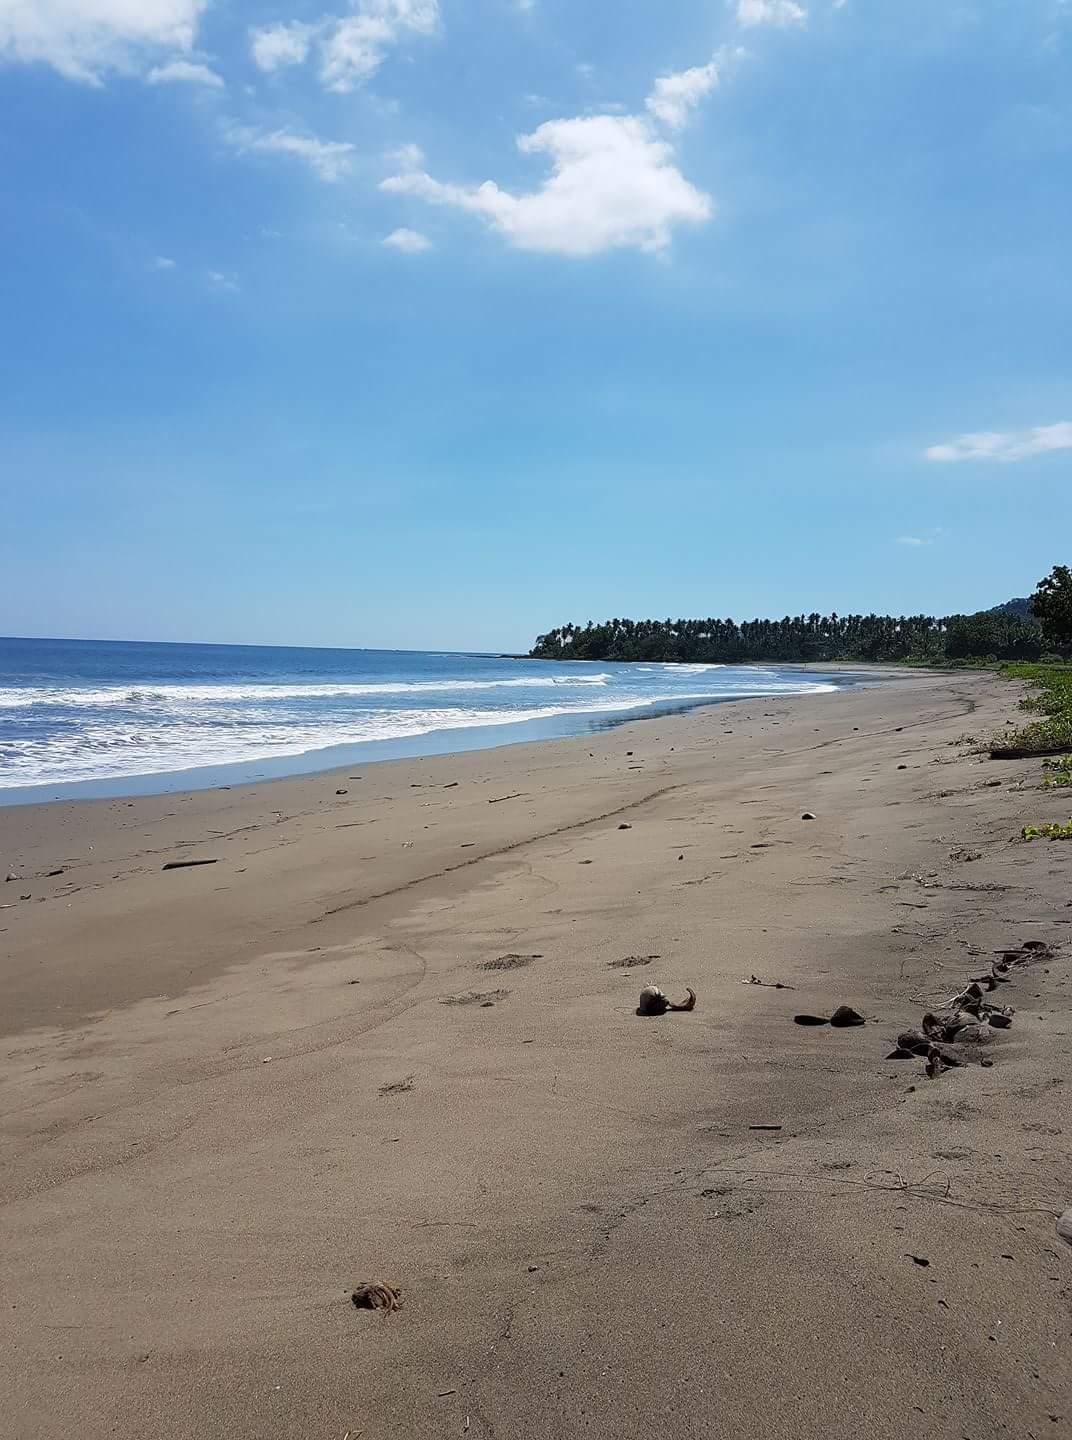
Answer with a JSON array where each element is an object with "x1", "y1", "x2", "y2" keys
[
  {"x1": 888, "y1": 939, "x2": 1061, "y2": 1078},
  {"x1": 352, "y1": 1282, "x2": 402, "y2": 1312},
  {"x1": 481, "y1": 953, "x2": 542, "y2": 971},
  {"x1": 441, "y1": 989, "x2": 510, "y2": 1007}
]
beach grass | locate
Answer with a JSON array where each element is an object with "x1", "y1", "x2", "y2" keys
[{"x1": 993, "y1": 662, "x2": 1072, "y2": 758}]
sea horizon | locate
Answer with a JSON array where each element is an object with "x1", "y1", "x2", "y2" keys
[{"x1": 0, "y1": 635, "x2": 851, "y2": 806}]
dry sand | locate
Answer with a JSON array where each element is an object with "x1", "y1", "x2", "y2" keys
[{"x1": 1, "y1": 670, "x2": 1070, "y2": 1438}]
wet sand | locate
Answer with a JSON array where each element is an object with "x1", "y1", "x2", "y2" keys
[{"x1": 1, "y1": 670, "x2": 1070, "y2": 1438}]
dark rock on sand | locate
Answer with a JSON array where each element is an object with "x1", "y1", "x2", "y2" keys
[
  {"x1": 897, "y1": 1028, "x2": 930, "y2": 1054},
  {"x1": 829, "y1": 1005, "x2": 866, "y2": 1027},
  {"x1": 951, "y1": 1023, "x2": 992, "y2": 1045}
]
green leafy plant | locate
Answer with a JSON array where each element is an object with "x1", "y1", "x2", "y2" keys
[
  {"x1": 1022, "y1": 819, "x2": 1072, "y2": 841},
  {"x1": 1042, "y1": 756, "x2": 1072, "y2": 789}
]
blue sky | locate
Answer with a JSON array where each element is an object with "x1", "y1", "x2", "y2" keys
[{"x1": 1, "y1": 0, "x2": 1070, "y2": 651}]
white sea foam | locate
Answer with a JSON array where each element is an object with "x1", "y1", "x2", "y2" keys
[
  {"x1": 0, "y1": 698, "x2": 642, "y2": 787},
  {"x1": 0, "y1": 674, "x2": 614, "y2": 709},
  {"x1": 0, "y1": 647, "x2": 841, "y2": 795},
  {"x1": 0, "y1": 677, "x2": 838, "y2": 789}
]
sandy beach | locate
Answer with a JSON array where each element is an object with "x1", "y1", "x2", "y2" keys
[{"x1": 1, "y1": 669, "x2": 1070, "y2": 1439}]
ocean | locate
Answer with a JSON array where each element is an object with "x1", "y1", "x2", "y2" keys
[{"x1": 0, "y1": 637, "x2": 846, "y2": 803}]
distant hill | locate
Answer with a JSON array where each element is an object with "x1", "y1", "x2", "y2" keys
[{"x1": 991, "y1": 598, "x2": 1038, "y2": 622}]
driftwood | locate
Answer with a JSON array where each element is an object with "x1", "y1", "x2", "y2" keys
[{"x1": 989, "y1": 743, "x2": 1069, "y2": 760}]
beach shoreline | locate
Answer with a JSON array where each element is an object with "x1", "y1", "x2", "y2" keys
[
  {"x1": 2, "y1": 669, "x2": 1069, "y2": 1438},
  {"x1": 0, "y1": 654, "x2": 883, "y2": 809}
]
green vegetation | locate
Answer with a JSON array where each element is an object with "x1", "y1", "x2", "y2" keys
[
  {"x1": 1031, "y1": 565, "x2": 1072, "y2": 648},
  {"x1": 531, "y1": 605, "x2": 1054, "y2": 665},
  {"x1": 1022, "y1": 819, "x2": 1072, "y2": 841},
  {"x1": 1042, "y1": 756, "x2": 1072, "y2": 789},
  {"x1": 996, "y1": 663, "x2": 1072, "y2": 758},
  {"x1": 531, "y1": 567, "x2": 1071, "y2": 668}
]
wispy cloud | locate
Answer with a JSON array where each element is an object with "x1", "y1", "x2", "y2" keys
[
  {"x1": 646, "y1": 60, "x2": 721, "y2": 131},
  {"x1": 0, "y1": 0, "x2": 207, "y2": 85},
  {"x1": 250, "y1": 0, "x2": 439, "y2": 93},
  {"x1": 895, "y1": 528, "x2": 942, "y2": 547},
  {"x1": 151, "y1": 255, "x2": 177, "y2": 270},
  {"x1": 387, "y1": 142, "x2": 425, "y2": 169},
  {"x1": 227, "y1": 125, "x2": 357, "y2": 183},
  {"x1": 147, "y1": 58, "x2": 223, "y2": 88},
  {"x1": 645, "y1": 47, "x2": 742, "y2": 130},
  {"x1": 735, "y1": 0, "x2": 808, "y2": 28},
  {"x1": 249, "y1": 21, "x2": 317, "y2": 73},
  {"x1": 925, "y1": 423, "x2": 1072, "y2": 464},
  {"x1": 207, "y1": 269, "x2": 239, "y2": 292},
  {"x1": 383, "y1": 227, "x2": 432, "y2": 252}
]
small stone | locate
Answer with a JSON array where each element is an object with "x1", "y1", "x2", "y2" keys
[
  {"x1": 801, "y1": 812, "x2": 816, "y2": 821},
  {"x1": 1057, "y1": 1211, "x2": 1072, "y2": 1247},
  {"x1": 336, "y1": 789, "x2": 348, "y2": 796},
  {"x1": 897, "y1": 764, "x2": 908, "y2": 771},
  {"x1": 618, "y1": 823, "x2": 632, "y2": 830},
  {"x1": 952, "y1": 1023, "x2": 992, "y2": 1046},
  {"x1": 987, "y1": 1012, "x2": 1012, "y2": 1029},
  {"x1": 897, "y1": 1028, "x2": 930, "y2": 1053},
  {"x1": 829, "y1": 1005, "x2": 866, "y2": 1028},
  {"x1": 5, "y1": 873, "x2": 17, "y2": 883}
]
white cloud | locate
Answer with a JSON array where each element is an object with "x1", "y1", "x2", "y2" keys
[
  {"x1": 227, "y1": 124, "x2": 356, "y2": 182},
  {"x1": 207, "y1": 269, "x2": 238, "y2": 291},
  {"x1": 147, "y1": 57, "x2": 222, "y2": 87},
  {"x1": 151, "y1": 255, "x2": 177, "y2": 269},
  {"x1": 249, "y1": 20, "x2": 316, "y2": 72},
  {"x1": 318, "y1": 0, "x2": 440, "y2": 91},
  {"x1": 735, "y1": 0, "x2": 807, "y2": 28},
  {"x1": 383, "y1": 227, "x2": 432, "y2": 252},
  {"x1": 387, "y1": 141, "x2": 425, "y2": 168},
  {"x1": 925, "y1": 423, "x2": 1072, "y2": 464},
  {"x1": 250, "y1": 2, "x2": 439, "y2": 91},
  {"x1": 381, "y1": 113, "x2": 712, "y2": 257},
  {"x1": 0, "y1": 0, "x2": 208, "y2": 84},
  {"x1": 646, "y1": 55, "x2": 729, "y2": 131},
  {"x1": 896, "y1": 535, "x2": 928, "y2": 546}
]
